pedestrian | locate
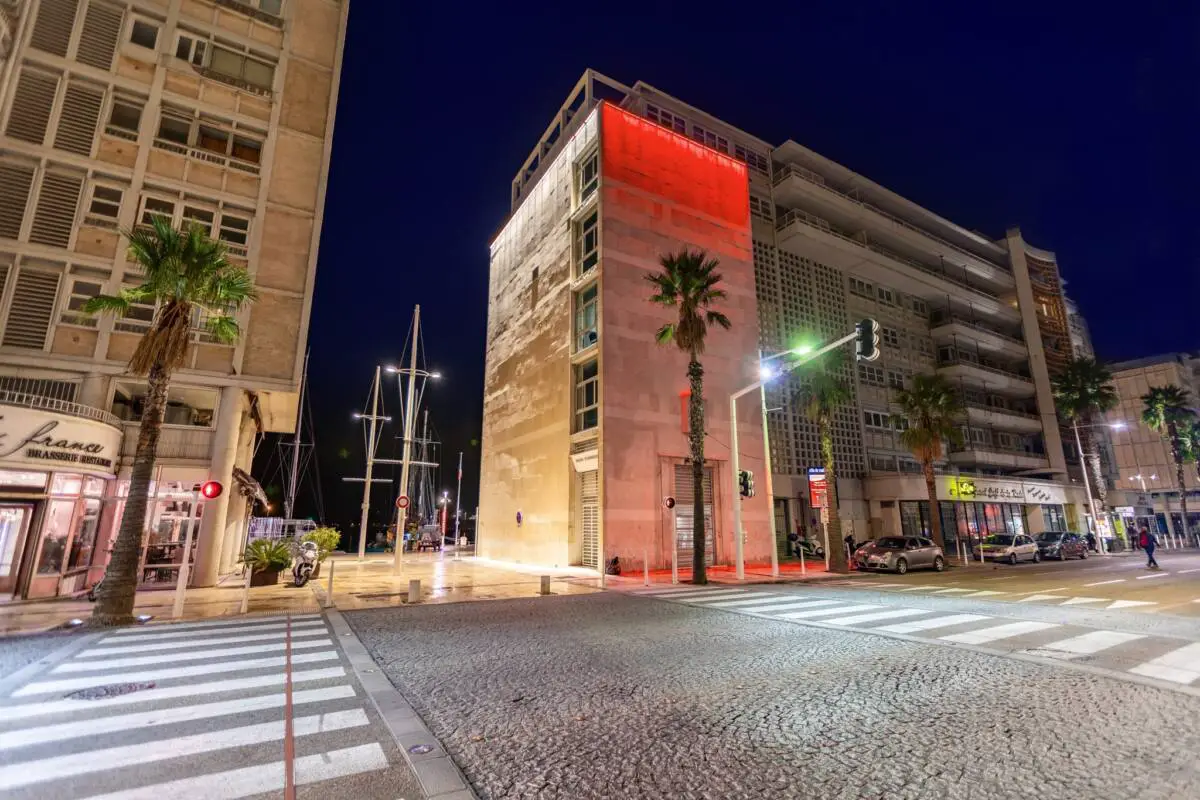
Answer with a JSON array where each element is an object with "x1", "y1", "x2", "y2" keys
[
  {"x1": 1140, "y1": 526, "x2": 1159, "y2": 569},
  {"x1": 844, "y1": 532, "x2": 855, "y2": 560},
  {"x1": 1085, "y1": 531, "x2": 1097, "y2": 552}
]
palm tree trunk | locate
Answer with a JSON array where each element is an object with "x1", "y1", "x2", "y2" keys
[
  {"x1": 1169, "y1": 422, "x2": 1192, "y2": 545},
  {"x1": 91, "y1": 361, "x2": 171, "y2": 626},
  {"x1": 923, "y1": 459, "x2": 945, "y2": 551},
  {"x1": 687, "y1": 358, "x2": 707, "y2": 584},
  {"x1": 1081, "y1": 423, "x2": 1112, "y2": 543},
  {"x1": 822, "y1": 418, "x2": 848, "y2": 574}
]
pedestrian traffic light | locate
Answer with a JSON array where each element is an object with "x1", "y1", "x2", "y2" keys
[
  {"x1": 855, "y1": 318, "x2": 880, "y2": 362},
  {"x1": 738, "y1": 470, "x2": 755, "y2": 498}
]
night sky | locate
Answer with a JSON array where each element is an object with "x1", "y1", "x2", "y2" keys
[{"x1": 284, "y1": 2, "x2": 1198, "y2": 528}]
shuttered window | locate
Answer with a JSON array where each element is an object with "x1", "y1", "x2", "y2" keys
[
  {"x1": 3, "y1": 270, "x2": 61, "y2": 350},
  {"x1": 579, "y1": 469, "x2": 599, "y2": 569},
  {"x1": 53, "y1": 81, "x2": 104, "y2": 156},
  {"x1": 29, "y1": 0, "x2": 78, "y2": 57},
  {"x1": 5, "y1": 70, "x2": 58, "y2": 145},
  {"x1": 0, "y1": 164, "x2": 35, "y2": 240},
  {"x1": 29, "y1": 172, "x2": 83, "y2": 247},
  {"x1": 674, "y1": 464, "x2": 715, "y2": 566},
  {"x1": 76, "y1": 1, "x2": 123, "y2": 71}
]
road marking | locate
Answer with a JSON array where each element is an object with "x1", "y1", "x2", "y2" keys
[
  {"x1": 105, "y1": 619, "x2": 326, "y2": 643},
  {"x1": 0, "y1": 709, "x2": 369, "y2": 790},
  {"x1": 861, "y1": 583, "x2": 907, "y2": 588},
  {"x1": 13, "y1": 651, "x2": 339, "y2": 697},
  {"x1": 740, "y1": 600, "x2": 841, "y2": 614},
  {"x1": 0, "y1": 667, "x2": 347, "y2": 723},
  {"x1": 930, "y1": 588, "x2": 974, "y2": 595},
  {"x1": 940, "y1": 621, "x2": 1058, "y2": 645},
  {"x1": 635, "y1": 586, "x2": 714, "y2": 595},
  {"x1": 1178, "y1": 568, "x2": 1200, "y2": 575},
  {"x1": 56, "y1": 638, "x2": 332, "y2": 672},
  {"x1": 1136, "y1": 572, "x2": 1170, "y2": 580},
  {"x1": 1018, "y1": 594, "x2": 1069, "y2": 603},
  {"x1": 1023, "y1": 586, "x2": 1069, "y2": 593},
  {"x1": 650, "y1": 588, "x2": 752, "y2": 599},
  {"x1": 108, "y1": 614, "x2": 322, "y2": 636},
  {"x1": 876, "y1": 614, "x2": 990, "y2": 634},
  {"x1": 681, "y1": 591, "x2": 771, "y2": 604},
  {"x1": 0, "y1": 685, "x2": 356, "y2": 751},
  {"x1": 1084, "y1": 579, "x2": 1127, "y2": 587},
  {"x1": 775, "y1": 604, "x2": 880, "y2": 620},
  {"x1": 1108, "y1": 600, "x2": 1158, "y2": 610},
  {"x1": 962, "y1": 590, "x2": 1007, "y2": 598},
  {"x1": 823, "y1": 608, "x2": 932, "y2": 626},
  {"x1": 1061, "y1": 597, "x2": 1108, "y2": 606},
  {"x1": 87, "y1": 628, "x2": 329, "y2": 655},
  {"x1": 894, "y1": 585, "x2": 939, "y2": 592},
  {"x1": 1130, "y1": 643, "x2": 1200, "y2": 685},
  {"x1": 703, "y1": 595, "x2": 793, "y2": 608},
  {"x1": 76, "y1": 743, "x2": 389, "y2": 800},
  {"x1": 1036, "y1": 630, "x2": 1146, "y2": 656}
]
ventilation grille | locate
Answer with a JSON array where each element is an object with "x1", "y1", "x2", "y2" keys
[
  {"x1": 3, "y1": 270, "x2": 60, "y2": 350},
  {"x1": 5, "y1": 70, "x2": 58, "y2": 145},
  {"x1": 0, "y1": 164, "x2": 34, "y2": 240},
  {"x1": 76, "y1": 1, "x2": 122, "y2": 71},
  {"x1": 29, "y1": 0, "x2": 78, "y2": 57},
  {"x1": 54, "y1": 82, "x2": 103, "y2": 156},
  {"x1": 29, "y1": 173, "x2": 82, "y2": 248}
]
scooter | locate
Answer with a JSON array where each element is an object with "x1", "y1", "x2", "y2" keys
[{"x1": 292, "y1": 541, "x2": 318, "y2": 587}]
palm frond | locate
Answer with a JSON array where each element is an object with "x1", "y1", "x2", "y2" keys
[
  {"x1": 647, "y1": 248, "x2": 732, "y2": 355},
  {"x1": 204, "y1": 313, "x2": 242, "y2": 345},
  {"x1": 81, "y1": 293, "x2": 131, "y2": 316},
  {"x1": 655, "y1": 323, "x2": 676, "y2": 344}
]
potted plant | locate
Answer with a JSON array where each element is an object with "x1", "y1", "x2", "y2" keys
[
  {"x1": 299, "y1": 527, "x2": 341, "y2": 578},
  {"x1": 242, "y1": 539, "x2": 292, "y2": 586}
]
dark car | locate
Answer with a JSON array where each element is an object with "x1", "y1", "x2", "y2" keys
[
  {"x1": 854, "y1": 536, "x2": 945, "y2": 574},
  {"x1": 1036, "y1": 531, "x2": 1089, "y2": 560}
]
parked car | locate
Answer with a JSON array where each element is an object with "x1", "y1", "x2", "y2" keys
[
  {"x1": 854, "y1": 536, "x2": 945, "y2": 574},
  {"x1": 974, "y1": 533, "x2": 1040, "y2": 564},
  {"x1": 1036, "y1": 531, "x2": 1089, "y2": 560}
]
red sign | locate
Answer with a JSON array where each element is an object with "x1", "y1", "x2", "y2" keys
[
  {"x1": 200, "y1": 480, "x2": 223, "y2": 500},
  {"x1": 396, "y1": 495, "x2": 409, "y2": 510},
  {"x1": 807, "y1": 470, "x2": 827, "y2": 509}
]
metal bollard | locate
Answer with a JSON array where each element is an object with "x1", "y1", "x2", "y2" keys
[
  {"x1": 643, "y1": 548, "x2": 650, "y2": 587},
  {"x1": 239, "y1": 569, "x2": 251, "y2": 615},
  {"x1": 671, "y1": 544, "x2": 678, "y2": 585},
  {"x1": 540, "y1": 575, "x2": 551, "y2": 595},
  {"x1": 324, "y1": 560, "x2": 336, "y2": 609},
  {"x1": 408, "y1": 578, "x2": 420, "y2": 604}
]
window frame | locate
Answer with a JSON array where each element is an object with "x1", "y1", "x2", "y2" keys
[
  {"x1": 83, "y1": 182, "x2": 123, "y2": 228},
  {"x1": 575, "y1": 148, "x2": 598, "y2": 207},
  {"x1": 59, "y1": 278, "x2": 104, "y2": 329},
  {"x1": 574, "y1": 358, "x2": 599, "y2": 432},
  {"x1": 110, "y1": 283, "x2": 156, "y2": 334},
  {"x1": 574, "y1": 210, "x2": 598, "y2": 277},
  {"x1": 574, "y1": 283, "x2": 598, "y2": 352},
  {"x1": 881, "y1": 326, "x2": 900, "y2": 347},
  {"x1": 128, "y1": 18, "x2": 159, "y2": 50},
  {"x1": 109, "y1": 380, "x2": 219, "y2": 428},
  {"x1": 153, "y1": 104, "x2": 265, "y2": 171}
]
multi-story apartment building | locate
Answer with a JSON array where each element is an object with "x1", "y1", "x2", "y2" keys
[
  {"x1": 481, "y1": 70, "x2": 1089, "y2": 571},
  {"x1": 1105, "y1": 353, "x2": 1200, "y2": 540},
  {"x1": 0, "y1": 0, "x2": 346, "y2": 600}
]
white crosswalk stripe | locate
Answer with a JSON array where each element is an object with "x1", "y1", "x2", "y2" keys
[
  {"x1": 822, "y1": 608, "x2": 932, "y2": 626},
  {"x1": 776, "y1": 604, "x2": 880, "y2": 620},
  {"x1": 876, "y1": 614, "x2": 990, "y2": 634},
  {"x1": 106, "y1": 618, "x2": 327, "y2": 643},
  {"x1": 107, "y1": 614, "x2": 322, "y2": 636},
  {"x1": 57, "y1": 637, "x2": 333, "y2": 672},
  {"x1": 940, "y1": 621, "x2": 1059, "y2": 645},
  {"x1": 1035, "y1": 631, "x2": 1145, "y2": 656},
  {"x1": 704, "y1": 595, "x2": 794, "y2": 608},
  {"x1": 1130, "y1": 643, "x2": 1200, "y2": 684},
  {"x1": 86, "y1": 627, "x2": 330, "y2": 654},
  {"x1": 740, "y1": 600, "x2": 841, "y2": 614},
  {"x1": 671, "y1": 589, "x2": 755, "y2": 601},
  {"x1": 681, "y1": 591, "x2": 770, "y2": 604}
]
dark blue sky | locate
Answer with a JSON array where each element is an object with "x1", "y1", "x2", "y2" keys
[{"x1": 301, "y1": 2, "x2": 1197, "y2": 524}]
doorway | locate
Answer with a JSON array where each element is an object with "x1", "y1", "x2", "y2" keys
[
  {"x1": 0, "y1": 503, "x2": 35, "y2": 597},
  {"x1": 673, "y1": 464, "x2": 715, "y2": 566}
]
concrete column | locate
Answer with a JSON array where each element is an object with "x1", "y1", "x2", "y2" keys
[
  {"x1": 78, "y1": 373, "x2": 109, "y2": 410},
  {"x1": 192, "y1": 387, "x2": 244, "y2": 587},
  {"x1": 219, "y1": 414, "x2": 258, "y2": 573}
]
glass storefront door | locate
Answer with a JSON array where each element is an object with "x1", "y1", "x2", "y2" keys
[{"x1": 0, "y1": 504, "x2": 34, "y2": 596}]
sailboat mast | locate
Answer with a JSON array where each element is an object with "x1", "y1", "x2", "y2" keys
[{"x1": 285, "y1": 350, "x2": 309, "y2": 519}]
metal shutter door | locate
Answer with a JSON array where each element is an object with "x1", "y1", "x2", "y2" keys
[
  {"x1": 673, "y1": 464, "x2": 714, "y2": 566},
  {"x1": 579, "y1": 469, "x2": 599, "y2": 569}
]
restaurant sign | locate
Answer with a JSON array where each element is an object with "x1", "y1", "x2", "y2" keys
[
  {"x1": 0, "y1": 406, "x2": 122, "y2": 476},
  {"x1": 942, "y1": 477, "x2": 1066, "y2": 506}
]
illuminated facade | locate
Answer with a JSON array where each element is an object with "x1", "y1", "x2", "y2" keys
[
  {"x1": 482, "y1": 70, "x2": 1092, "y2": 570},
  {"x1": 0, "y1": 0, "x2": 346, "y2": 599}
]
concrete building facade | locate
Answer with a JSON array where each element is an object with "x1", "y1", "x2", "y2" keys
[
  {"x1": 481, "y1": 70, "x2": 1089, "y2": 571},
  {"x1": 0, "y1": 0, "x2": 346, "y2": 599}
]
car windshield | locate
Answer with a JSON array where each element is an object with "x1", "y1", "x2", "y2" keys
[
  {"x1": 875, "y1": 537, "x2": 907, "y2": 549},
  {"x1": 1037, "y1": 532, "x2": 1064, "y2": 542},
  {"x1": 984, "y1": 535, "x2": 1014, "y2": 546}
]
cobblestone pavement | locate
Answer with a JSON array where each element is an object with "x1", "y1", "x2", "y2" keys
[{"x1": 348, "y1": 593, "x2": 1200, "y2": 800}]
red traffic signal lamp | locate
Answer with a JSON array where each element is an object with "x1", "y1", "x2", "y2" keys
[{"x1": 200, "y1": 480, "x2": 224, "y2": 499}]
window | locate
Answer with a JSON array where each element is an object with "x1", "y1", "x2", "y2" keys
[
  {"x1": 576, "y1": 150, "x2": 598, "y2": 204},
  {"x1": 876, "y1": 286, "x2": 896, "y2": 306},
  {"x1": 870, "y1": 455, "x2": 896, "y2": 472},
  {"x1": 85, "y1": 184, "x2": 122, "y2": 226},
  {"x1": 691, "y1": 124, "x2": 729, "y2": 154},
  {"x1": 849, "y1": 277, "x2": 872, "y2": 298},
  {"x1": 175, "y1": 34, "x2": 207, "y2": 66},
  {"x1": 181, "y1": 205, "x2": 215, "y2": 235},
  {"x1": 67, "y1": 499, "x2": 101, "y2": 570},
  {"x1": 35, "y1": 500, "x2": 74, "y2": 575},
  {"x1": 252, "y1": 0, "x2": 283, "y2": 14},
  {"x1": 894, "y1": 416, "x2": 910, "y2": 432},
  {"x1": 749, "y1": 195, "x2": 773, "y2": 222},
  {"x1": 646, "y1": 104, "x2": 686, "y2": 134},
  {"x1": 574, "y1": 359, "x2": 599, "y2": 432},
  {"x1": 887, "y1": 370, "x2": 906, "y2": 390},
  {"x1": 910, "y1": 298, "x2": 928, "y2": 316},
  {"x1": 139, "y1": 196, "x2": 175, "y2": 226},
  {"x1": 218, "y1": 211, "x2": 251, "y2": 254},
  {"x1": 60, "y1": 279, "x2": 102, "y2": 327},
  {"x1": 859, "y1": 364, "x2": 884, "y2": 386},
  {"x1": 197, "y1": 124, "x2": 229, "y2": 156},
  {"x1": 157, "y1": 112, "x2": 190, "y2": 145},
  {"x1": 917, "y1": 337, "x2": 933, "y2": 357},
  {"x1": 864, "y1": 410, "x2": 890, "y2": 430},
  {"x1": 111, "y1": 381, "x2": 217, "y2": 426},
  {"x1": 130, "y1": 19, "x2": 158, "y2": 49},
  {"x1": 112, "y1": 284, "x2": 155, "y2": 333},
  {"x1": 208, "y1": 44, "x2": 275, "y2": 92},
  {"x1": 230, "y1": 134, "x2": 262, "y2": 166},
  {"x1": 734, "y1": 145, "x2": 770, "y2": 176},
  {"x1": 881, "y1": 327, "x2": 900, "y2": 347},
  {"x1": 575, "y1": 284, "x2": 598, "y2": 351},
  {"x1": 575, "y1": 211, "x2": 598, "y2": 275},
  {"x1": 106, "y1": 95, "x2": 143, "y2": 138}
]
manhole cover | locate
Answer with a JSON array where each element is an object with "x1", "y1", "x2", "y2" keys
[
  {"x1": 407, "y1": 744, "x2": 435, "y2": 755},
  {"x1": 66, "y1": 681, "x2": 156, "y2": 700}
]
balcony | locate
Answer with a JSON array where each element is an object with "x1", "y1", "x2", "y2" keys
[
  {"x1": 771, "y1": 163, "x2": 1013, "y2": 289},
  {"x1": 930, "y1": 314, "x2": 1027, "y2": 359},
  {"x1": 937, "y1": 358, "x2": 1035, "y2": 397},
  {"x1": 949, "y1": 446, "x2": 1050, "y2": 472},
  {"x1": 964, "y1": 403, "x2": 1043, "y2": 434},
  {"x1": 0, "y1": 390, "x2": 121, "y2": 427},
  {"x1": 120, "y1": 425, "x2": 213, "y2": 462},
  {"x1": 775, "y1": 209, "x2": 1019, "y2": 320}
]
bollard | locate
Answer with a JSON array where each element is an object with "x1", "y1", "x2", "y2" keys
[
  {"x1": 540, "y1": 575, "x2": 551, "y2": 595},
  {"x1": 644, "y1": 548, "x2": 650, "y2": 587},
  {"x1": 671, "y1": 544, "x2": 678, "y2": 585},
  {"x1": 408, "y1": 578, "x2": 420, "y2": 604},
  {"x1": 324, "y1": 560, "x2": 336, "y2": 609},
  {"x1": 238, "y1": 568, "x2": 251, "y2": 615}
]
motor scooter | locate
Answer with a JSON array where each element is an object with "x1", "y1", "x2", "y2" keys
[{"x1": 292, "y1": 541, "x2": 318, "y2": 587}]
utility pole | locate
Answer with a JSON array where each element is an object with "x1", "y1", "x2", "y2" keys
[
  {"x1": 393, "y1": 305, "x2": 421, "y2": 574},
  {"x1": 453, "y1": 451, "x2": 463, "y2": 560},
  {"x1": 284, "y1": 351, "x2": 309, "y2": 520},
  {"x1": 356, "y1": 366, "x2": 382, "y2": 560}
]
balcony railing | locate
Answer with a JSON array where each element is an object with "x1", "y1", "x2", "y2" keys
[
  {"x1": 773, "y1": 162, "x2": 1009, "y2": 273},
  {"x1": 963, "y1": 401, "x2": 1039, "y2": 420},
  {"x1": 0, "y1": 390, "x2": 122, "y2": 427},
  {"x1": 776, "y1": 209, "x2": 1001, "y2": 301},
  {"x1": 937, "y1": 358, "x2": 1032, "y2": 384},
  {"x1": 930, "y1": 313, "x2": 1025, "y2": 345},
  {"x1": 951, "y1": 444, "x2": 1048, "y2": 462},
  {"x1": 152, "y1": 138, "x2": 262, "y2": 176}
]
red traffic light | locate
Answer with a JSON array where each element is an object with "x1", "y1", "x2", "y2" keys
[{"x1": 200, "y1": 480, "x2": 224, "y2": 499}]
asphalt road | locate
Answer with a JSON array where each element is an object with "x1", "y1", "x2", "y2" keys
[{"x1": 347, "y1": 588, "x2": 1200, "y2": 800}]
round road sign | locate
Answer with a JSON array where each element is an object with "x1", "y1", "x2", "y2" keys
[{"x1": 396, "y1": 495, "x2": 410, "y2": 509}]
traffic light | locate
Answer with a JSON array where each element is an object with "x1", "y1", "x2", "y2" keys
[
  {"x1": 738, "y1": 469, "x2": 755, "y2": 498},
  {"x1": 855, "y1": 318, "x2": 880, "y2": 362}
]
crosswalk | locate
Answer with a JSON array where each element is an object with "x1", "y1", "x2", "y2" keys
[
  {"x1": 0, "y1": 613, "x2": 395, "y2": 800},
  {"x1": 629, "y1": 586, "x2": 1200, "y2": 690},
  {"x1": 814, "y1": 580, "x2": 1163, "y2": 611}
]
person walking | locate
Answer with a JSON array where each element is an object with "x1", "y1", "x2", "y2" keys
[
  {"x1": 844, "y1": 531, "x2": 856, "y2": 561},
  {"x1": 1085, "y1": 531, "x2": 1097, "y2": 552},
  {"x1": 1140, "y1": 525, "x2": 1159, "y2": 569}
]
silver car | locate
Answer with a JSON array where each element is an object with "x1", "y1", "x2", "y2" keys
[
  {"x1": 854, "y1": 536, "x2": 945, "y2": 574},
  {"x1": 974, "y1": 533, "x2": 1040, "y2": 564}
]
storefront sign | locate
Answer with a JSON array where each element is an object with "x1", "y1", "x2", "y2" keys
[
  {"x1": 942, "y1": 477, "x2": 1066, "y2": 505},
  {"x1": 0, "y1": 406, "x2": 121, "y2": 476},
  {"x1": 807, "y1": 467, "x2": 827, "y2": 509},
  {"x1": 571, "y1": 451, "x2": 598, "y2": 472}
]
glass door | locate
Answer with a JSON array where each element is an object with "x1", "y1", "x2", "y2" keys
[{"x1": 0, "y1": 504, "x2": 35, "y2": 596}]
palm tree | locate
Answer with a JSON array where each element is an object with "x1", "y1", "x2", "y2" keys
[
  {"x1": 1052, "y1": 358, "x2": 1119, "y2": 541},
  {"x1": 1142, "y1": 385, "x2": 1197, "y2": 546},
  {"x1": 84, "y1": 217, "x2": 256, "y2": 625},
  {"x1": 646, "y1": 249, "x2": 731, "y2": 585},
  {"x1": 893, "y1": 373, "x2": 963, "y2": 552},
  {"x1": 794, "y1": 352, "x2": 852, "y2": 573}
]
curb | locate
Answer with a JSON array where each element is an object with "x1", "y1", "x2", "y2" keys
[
  {"x1": 325, "y1": 609, "x2": 477, "y2": 800},
  {"x1": 0, "y1": 631, "x2": 100, "y2": 696}
]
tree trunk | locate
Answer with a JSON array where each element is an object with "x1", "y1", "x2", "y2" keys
[
  {"x1": 1080, "y1": 421, "x2": 1112, "y2": 543},
  {"x1": 1169, "y1": 421, "x2": 1192, "y2": 545},
  {"x1": 822, "y1": 418, "x2": 848, "y2": 574},
  {"x1": 923, "y1": 459, "x2": 945, "y2": 551},
  {"x1": 687, "y1": 358, "x2": 707, "y2": 585},
  {"x1": 91, "y1": 361, "x2": 171, "y2": 626}
]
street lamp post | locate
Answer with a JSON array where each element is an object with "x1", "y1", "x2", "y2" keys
[{"x1": 1071, "y1": 419, "x2": 1127, "y2": 556}]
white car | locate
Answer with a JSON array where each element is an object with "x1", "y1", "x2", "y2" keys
[{"x1": 974, "y1": 533, "x2": 1040, "y2": 564}]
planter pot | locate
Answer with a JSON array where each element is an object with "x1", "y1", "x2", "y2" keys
[
  {"x1": 311, "y1": 561, "x2": 321, "y2": 579},
  {"x1": 250, "y1": 569, "x2": 281, "y2": 587}
]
